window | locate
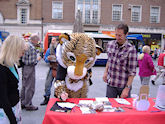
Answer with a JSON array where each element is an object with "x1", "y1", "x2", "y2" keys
[
  {"x1": 131, "y1": 6, "x2": 141, "y2": 22},
  {"x1": 16, "y1": 0, "x2": 30, "y2": 24},
  {"x1": 52, "y1": 1, "x2": 63, "y2": 19},
  {"x1": 92, "y1": 0, "x2": 99, "y2": 24},
  {"x1": 76, "y1": 0, "x2": 100, "y2": 24},
  {"x1": 150, "y1": 6, "x2": 160, "y2": 23},
  {"x1": 20, "y1": 8, "x2": 27, "y2": 24},
  {"x1": 85, "y1": 0, "x2": 90, "y2": 24},
  {"x1": 112, "y1": 4, "x2": 122, "y2": 21}
]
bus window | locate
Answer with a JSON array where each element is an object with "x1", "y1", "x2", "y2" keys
[
  {"x1": 103, "y1": 42, "x2": 108, "y2": 52},
  {"x1": 85, "y1": 33, "x2": 115, "y2": 66},
  {"x1": 128, "y1": 39, "x2": 139, "y2": 52},
  {"x1": 127, "y1": 34, "x2": 144, "y2": 53}
]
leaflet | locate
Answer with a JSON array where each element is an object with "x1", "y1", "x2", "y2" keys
[{"x1": 114, "y1": 98, "x2": 131, "y2": 105}]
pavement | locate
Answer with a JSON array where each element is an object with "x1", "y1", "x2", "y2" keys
[{"x1": 17, "y1": 59, "x2": 163, "y2": 124}]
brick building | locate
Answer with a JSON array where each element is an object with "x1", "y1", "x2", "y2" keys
[
  {"x1": 0, "y1": 0, "x2": 165, "y2": 50},
  {"x1": 0, "y1": 0, "x2": 42, "y2": 38}
]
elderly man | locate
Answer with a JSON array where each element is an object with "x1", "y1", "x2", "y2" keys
[{"x1": 21, "y1": 35, "x2": 41, "y2": 111}]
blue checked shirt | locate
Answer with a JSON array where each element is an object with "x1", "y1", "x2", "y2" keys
[
  {"x1": 22, "y1": 42, "x2": 38, "y2": 66},
  {"x1": 106, "y1": 40, "x2": 137, "y2": 88}
]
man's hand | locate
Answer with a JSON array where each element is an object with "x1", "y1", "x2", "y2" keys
[
  {"x1": 47, "y1": 55, "x2": 56, "y2": 61},
  {"x1": 47, "y1": 56, "x2": 52, "y2": 61},
  {"x1": 120, "y1": 87, "x2": 130, "y2": 98},
  {"x1": 103, "y1": 72, "x2": 108, "y2": 83},
  {"x1": 37, "y1": 56, "x2": 42, "y2": 61}
]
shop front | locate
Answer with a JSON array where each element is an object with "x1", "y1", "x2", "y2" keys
[{"x1": 129, "y1": 33, "x2": 162, "y2": 52}]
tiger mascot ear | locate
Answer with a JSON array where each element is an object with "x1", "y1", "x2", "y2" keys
[
  {"x1": 59, "y1": 33, "x2": 71, "y2": 45},
  {"x1": 96, "y1": 44, "x2": 103, "y2": 55}
]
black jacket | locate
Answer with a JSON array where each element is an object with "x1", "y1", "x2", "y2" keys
[{"x1": 0, "y1": 64, "x2": 19, "y2": 124}]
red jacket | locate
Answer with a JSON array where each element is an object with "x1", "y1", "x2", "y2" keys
[{"x1": 158, "y1": 53, "x2": 165, "y2": 67}]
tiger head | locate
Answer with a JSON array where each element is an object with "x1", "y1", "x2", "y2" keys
[{"x1": 56, "y1": 33, "x2": 102, "y2": 80}]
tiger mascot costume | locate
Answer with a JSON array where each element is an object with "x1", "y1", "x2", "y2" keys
[{"x1": 54, "y1": 33, "x2": 102, "y2": 101}]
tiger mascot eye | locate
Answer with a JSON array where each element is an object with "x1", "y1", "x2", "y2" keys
[{"x1": 54, "y1": 33, "x2": 102, "y2": 101}]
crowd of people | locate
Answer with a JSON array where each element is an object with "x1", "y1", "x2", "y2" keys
[{"x1": 0, "y1": 23, "x2": 164, "y2": 123}]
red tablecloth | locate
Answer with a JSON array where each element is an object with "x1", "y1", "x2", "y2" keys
[{"x1": 42, "y1": 98, "x2": 165, "y2": 124}]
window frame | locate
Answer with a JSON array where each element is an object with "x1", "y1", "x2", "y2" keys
[
  {"x1": 0, "y1": 12, "x2": 4, "y2": 24},
  {"x1": 20, "y1": 8, "x2": 28, "y2": 24},
  {"x1": 17, "y1": 6, "x2": 29, "y2": 24},
  {"x1": 52, "y1": 1, "x2": 63, "y2": 19},
  {"x1": 75, "y1": 0, "x2": 101, "y2": 24},
  {"x1": 131, "y1": 5, "x2": 142, "y2": 22},
  {"x1": 150, "y1": 6, "x2": 160, "y2": 23},
  {"x1": 112, "y1": 4, "x2": 123, "y2": 21}
]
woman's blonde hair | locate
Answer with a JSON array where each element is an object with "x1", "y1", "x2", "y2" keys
[
  {"x1": 0, "y1": 35, "x2": 25, "y2": 67},
  {"x1": 138, "y1": 45, "x2": 150, "y2": 60}
]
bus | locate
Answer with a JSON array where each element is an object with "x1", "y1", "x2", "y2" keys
[
  {"x1": 43, "y1": 31, "x2": 144, "y2": 66},
  {"x1": 87, "y1": 33, "x2": 144, "y2": 66}
]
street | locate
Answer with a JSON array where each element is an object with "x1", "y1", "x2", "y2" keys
[{"x1": 18, "y1": 59, "x2": 163, "y2": 124}]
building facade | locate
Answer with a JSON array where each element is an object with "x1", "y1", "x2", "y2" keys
[
  {"x1": 0, "y1": 0, "x2": 42, "y2": 38},
  {"x1": 0, "y1": 0, "x2": 165, "y2": 50}
]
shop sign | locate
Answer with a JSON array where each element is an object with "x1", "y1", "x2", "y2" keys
[
  {"x1": 102, "y1": 31, "x2": 116, "y2": 38},
  {"x1": 142, "y1": 34, "x2": 151, "y2": 38},
  {"x1": 133, "y1": 33, "x2": 161, "y2": 40}
]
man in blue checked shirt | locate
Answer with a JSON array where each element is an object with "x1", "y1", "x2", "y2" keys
[
  {"x1": 103, "y1": 23, "x2": 137, "y2": 98},
  {"x1": 21, "y1": 35, "x2": 41, "y2": 111}
]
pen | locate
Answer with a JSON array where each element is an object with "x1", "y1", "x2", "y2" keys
[
  {"x1": 150, "y1": 110, "x2": 161, "y2": 113},
  {"x1": 121, "y1": 106, "x2": 133, "y2": 109}
]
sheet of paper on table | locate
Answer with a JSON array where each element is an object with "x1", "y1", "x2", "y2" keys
[
  {"x1": 79, "y1": 100, "x2": 94, "y2": 104},
  {"x1": 57, "y1": 102, "x2": 76, "y2": 109},
  {"x1": 80, "y1": 107, "x2": 96, "y2": 114},
  {"x1": 78, "y1": 100, "x2": 96, "y2": 114},
  {"x1": 154, "y1": 105, "x2": 165, "y2": 111},
  {"x1": 114, "y1": 98, "x2": 131, "y2": 105},
  {"x1": 95, "y1": 97, "x2": 111, "y2": 106}
]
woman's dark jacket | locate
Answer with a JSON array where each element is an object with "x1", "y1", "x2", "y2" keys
[{"x1": 0, "y1": 64, "x2": 19, "y2": 124}]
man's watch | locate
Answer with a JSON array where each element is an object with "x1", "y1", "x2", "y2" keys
[{"x1": 125, "y1": 85, "x2": 131, "y2": 89}]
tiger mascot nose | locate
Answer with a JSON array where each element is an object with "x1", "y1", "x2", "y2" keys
[{"x1": 74, "y1": 54, "x2": 87, "y2": 76}]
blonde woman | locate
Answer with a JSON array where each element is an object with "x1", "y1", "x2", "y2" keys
[
  {"x1": 138, "y1": 45, "x2": 156, "y2": 85},
  {"x1": 0, "y1": 35, "x2": 26, "y2": 124}
]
